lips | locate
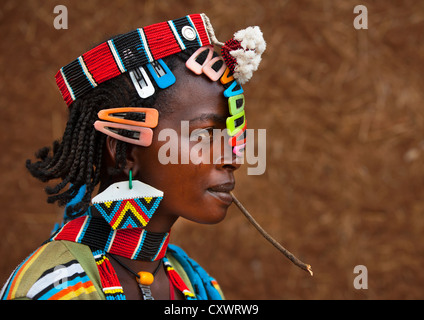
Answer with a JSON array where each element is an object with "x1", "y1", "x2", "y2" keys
[{"x1": 207, "y1": 182, "x2": 235, "y2": 206}]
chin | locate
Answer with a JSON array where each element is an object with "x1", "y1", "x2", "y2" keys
[
  {"x1": 194, "y1": 207, "x2": 228, "y2": 225},
  {"x1": 168, "y1": 190, "x2": 232, "y2": 225},
  {"x1": 182, "y1": 197, "x2": 230, "y2": 225},
  {"x1": 209, "y1": 206, "x2": 229, "y2": 224}
]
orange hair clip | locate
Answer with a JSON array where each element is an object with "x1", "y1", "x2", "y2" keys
[
  {"x1": 220, "y1": 67, "x2": 234, "y2": 85},
  {"x1": 97, "y1": 107, "x2": 159, "y2": 128}
]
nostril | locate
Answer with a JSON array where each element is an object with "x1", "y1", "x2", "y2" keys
[{"x1": 223, "y1": 163, "x2": 239, "y2": 171}]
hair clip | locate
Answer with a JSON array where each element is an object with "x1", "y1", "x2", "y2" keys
[
  {"x1": 224, "y1": 80, "x2": 244, "y2": 98},
  {"x1": 129, "y1": 66, "x2": 156, "y2": 99},
  {"x1": 94, "y1": 121, "x2": 154, "y2": 146},
  {"x1": 226, "y1": 110, "x2": 245, "y2": 136},
  {"x1": 185, "y1": 45, "x2": 214, "y2": 75},
  {"x1": 220, "y1": 67, "x2": 235, "y2": 85},
  {"x1": 97, "y1": 107, "x2": 159, "y2": 128},
  {"x1": 228, "y1": 94, "x2": 245, "y2": 115},
  {"x1": 146, "y1": 59, "x2": 176, "y2": 89},
  {"x1": 202, "y1": 56, "x2": 226, "y2": 81},
  {"x1": 228, "y1": 122, "x2": 246, "y2": 147},
  {"x1": 233, "y1": 143, "x2": 246, "y2": 157}
]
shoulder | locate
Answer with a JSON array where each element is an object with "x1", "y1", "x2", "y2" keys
[
  {"x1": 166, "y1": 244, "x2": 224, "y2": 300},
  {"x1": 1, "y1": 241, "x2": 103, "y2": 300}
]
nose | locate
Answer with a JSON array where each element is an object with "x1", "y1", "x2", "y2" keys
[
  {"x1": 214, "y1": 154, "x2": 241, "y2": 171},
  {"x1": 222, "y1": 155, "x2": 242, "y2": 171},
  {"x1": 213, "y1": 138, "x2": 242, "y2": 171}
]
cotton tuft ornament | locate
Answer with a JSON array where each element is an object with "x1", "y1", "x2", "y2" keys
[{"x1": 221, "y1": 26, "x2": 266, "y2": 84}]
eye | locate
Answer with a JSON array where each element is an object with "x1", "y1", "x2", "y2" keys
[{"x1": 191, "y1": 128, "x2": 214, "y2": 140}]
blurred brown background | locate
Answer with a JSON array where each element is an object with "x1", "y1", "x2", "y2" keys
[{"x1": 1, "y1": 0, "x2": 423, "y2": 299}]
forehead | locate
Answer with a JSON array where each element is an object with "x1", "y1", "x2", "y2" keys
[{"x1": 160, "y1": 63, "x2": 228, "y2": 124}]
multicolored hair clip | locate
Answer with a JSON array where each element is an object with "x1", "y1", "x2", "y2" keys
[
  {"x1": 93, "y1": 107, "x2": 159, "y2": 146},
  {"x1": 184, "y1": 19, "x2": 265, "y2": 156}
]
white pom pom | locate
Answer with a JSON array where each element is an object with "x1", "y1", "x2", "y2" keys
[
  {"x1": 233, "y1": 26, "x2": 266, "y2": 54},
  {"x1": 230, "y1": 26, "x2": 266, "y2": 84}
]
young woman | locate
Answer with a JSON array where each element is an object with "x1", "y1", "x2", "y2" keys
[{"x1": 1, "y1": 13, "x2": 265, "y2": 300}]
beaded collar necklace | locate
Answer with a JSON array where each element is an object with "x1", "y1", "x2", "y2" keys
[{"x1": 50, "y1": 211, "x2": 170, "y2": 261}]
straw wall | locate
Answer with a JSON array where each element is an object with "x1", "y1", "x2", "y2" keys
[{"x1": 1, "y1": 0, "x2": 423, "y2": 299}]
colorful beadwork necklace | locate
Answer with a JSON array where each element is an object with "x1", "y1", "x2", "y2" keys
[{"x1": 108, "y1": 253, "x2": 162, "y2": 300}]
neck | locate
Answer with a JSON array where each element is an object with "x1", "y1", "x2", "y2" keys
[{"x1": 143, "y1": 208, "x2": 179, "y2": 233}]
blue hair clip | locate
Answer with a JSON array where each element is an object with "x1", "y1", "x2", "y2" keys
[
  {"x1": 224, "y1": 80, "x2": 244, "y2": 98},
  {"x1": 146, "y1": 59, "x2": 176, "y2": 89}
]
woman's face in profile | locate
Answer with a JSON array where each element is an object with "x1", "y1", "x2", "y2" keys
[{"x1": 131, "y1": 61, "x2": 241, "y2": 227}]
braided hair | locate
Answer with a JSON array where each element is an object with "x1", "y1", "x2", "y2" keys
[{"x1": 26, "y1": 49, "x2": 196, "y2": 220}]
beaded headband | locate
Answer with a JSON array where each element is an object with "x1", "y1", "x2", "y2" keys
[{"x1": 55, "y1": 13, "x2": 213, "y2": 106}]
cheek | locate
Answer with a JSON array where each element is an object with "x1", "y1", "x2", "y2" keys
[
  {"x1": 161, "y1": 163, "x2": 207, "y2": 203},
  {"x1": 139, "y1": 140, "x2": 206, "y2": 205},
  {"x1": 136, "y1": 135, "x2": 228, "y2": 223},
  {"x1": 153, "y1": 162, "x2": 227, "y2": 223}
]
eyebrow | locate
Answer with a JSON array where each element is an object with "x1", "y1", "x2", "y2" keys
[{"x1": 189, "y1": 113, "x2": 227, "y2": 125}]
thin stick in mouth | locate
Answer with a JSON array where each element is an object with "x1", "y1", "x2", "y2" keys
[{"x1": 230, "y1": 192, "x2": 313, "y2": 276}]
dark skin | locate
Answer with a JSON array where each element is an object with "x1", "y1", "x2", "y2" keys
[{"x1": 99, "y1": 61, "x2": 241, "y2": 300}]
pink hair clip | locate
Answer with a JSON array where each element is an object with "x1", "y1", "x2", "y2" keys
[
  {"x1": 185, "y1": 46, "x2": 214, "y2": 75},
  {"x1": 202, "y1": 56, "x2": 226, "y2": 81},
  {"x1": 94, "y1": 121, "x2": 154, "y2": 147},
  {"x1": 233, "y1": 143, "x2": 246, "y2": 157},
  {"x1": 186, "y1": 45, "x2": 226, "y2": 81}
]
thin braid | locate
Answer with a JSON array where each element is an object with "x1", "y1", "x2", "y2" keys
[
  {"x1": 44, "y1": 107, "x2": 94, "y2": 197},
  {"x1": 49, "y1": 108, "x2": 80, "y2": 176},
  {"x1": 45, "y1": 108, "x2": 80, "y2": 173},
  {"x1": 72, "y1": 108, "x2": 95, "y2": 183},
  {"x1": 61, "y1": 108, "x2": 86, "y2": 177}
]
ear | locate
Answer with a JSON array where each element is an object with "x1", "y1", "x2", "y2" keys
[{"x1": 105, "y1": 136, "x2": 140, "y2": 177}]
